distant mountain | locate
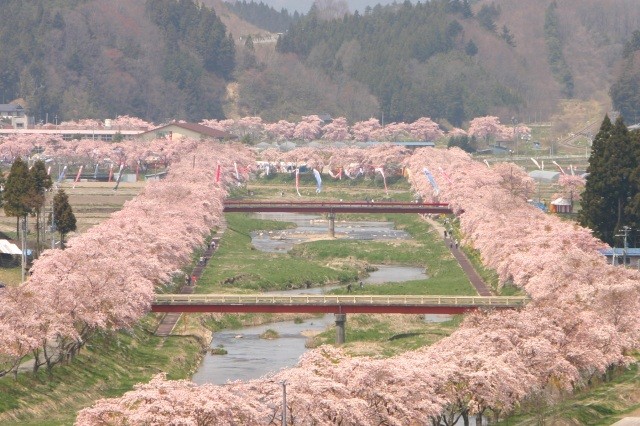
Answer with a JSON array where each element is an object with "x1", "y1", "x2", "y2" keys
[
  {"x1": 1, "y1": 0, "x2": 639, "y2": 126},
  {"x1": 224, "y1": 0, "x2": 408, "y2": 15},
  {"x1": 271, "y1": 0, "x2": 640, "y2": 125},
  {"x1": 0, "y1": 0, "x2": 234, "y2": 123}
]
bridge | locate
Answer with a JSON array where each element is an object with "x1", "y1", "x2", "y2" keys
[
  {"x1": 152, "y1": 294, "x2": 529, "y2": 343},
  {"x1": 223, "y1": 200, "x2": 453, "y2": 237},
  {"x1": 223, "y1": 200, "x2": 453, "y2": 214}
]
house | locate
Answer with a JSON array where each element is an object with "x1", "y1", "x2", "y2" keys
[
  {"x1": 599, "y1": 248, "x2": 640, "y2": 267},
  {"x1": 550, "y1": 197, "x2": 572, "y2": 213},
  {"x1": 0, "y1": 104, "x2": 25, "y2": 118},
  {"x1": 139, "y1": 122, "x2": 234, "y2": 141}
]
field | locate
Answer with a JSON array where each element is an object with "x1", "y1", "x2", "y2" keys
[{"x1": 0, "y1": 181, "x2": 145, "y2": 285}]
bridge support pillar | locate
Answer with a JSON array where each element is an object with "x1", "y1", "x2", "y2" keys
[
  {"x1": 335, "y1": 313, "x2": 346, "y2": 344},
  {"x1": 328, "y1": 213, "x2": 336, "y2": 238}
]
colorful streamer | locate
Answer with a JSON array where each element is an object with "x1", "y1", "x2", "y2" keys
[
  {"x1": 113, "y1": 163, "x2": 124, "y2": 191},
  {"x1": 313, "y1": 168, "x2": 322, "y2": 193},
  {"x1": 422, "y1": 167, "x2": 440, "y2": 196},
  {"x1": 57, "y1": 165, "x2": 67, "y2": 183},
  {"x1": 73, "y1": 165, "x2": 84, "y2": 188},
  {"x1": 374, "y1": 167, "x2": 388, "y2": 194}
]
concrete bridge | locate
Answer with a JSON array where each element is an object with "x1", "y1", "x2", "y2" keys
[{"x1": 152, "y1": 294, "x2": 529, "y2": 343}]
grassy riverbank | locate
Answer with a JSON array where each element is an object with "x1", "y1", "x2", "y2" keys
[
  {"x1": 498, "y1": 355, "x2": 640, "y2": 425},
  {"x1": 0, "y1": 315, "x2": 209, "y2": 425}
]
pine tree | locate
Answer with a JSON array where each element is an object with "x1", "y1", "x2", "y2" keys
[
  {"x1": 53, "y1": 189, "x2": 76, "y2": 249},
  {"x1": 29, "y1": 159, "x2": 52, "y2": 255},
  {"x1": 3, "y1": 157, "x2": 35, "y2": 235},
  {"x1": 579, "y1": 116, "x2": 637, "y2": 244}
]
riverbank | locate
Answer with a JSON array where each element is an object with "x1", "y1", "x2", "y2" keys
[{"x1": 0, "y1": 315, "x2": 209, "y2": 425}]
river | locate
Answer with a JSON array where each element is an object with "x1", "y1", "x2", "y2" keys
[{"x1": 192, "y1": 213, "x2": 448, "y2": 385}]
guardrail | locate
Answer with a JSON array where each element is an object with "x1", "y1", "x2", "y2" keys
[
  {"x1": 154, "y1": 294, "x2": 529, "y2": 307},
  {"x1": 222, "y1": 201, "x2": 453, "y2": 214}
]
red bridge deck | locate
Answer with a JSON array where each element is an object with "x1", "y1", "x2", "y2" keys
[
  {"x1": 223, "y1": 200, "x2": 453, "y2": 214},
  {"x1": 152, "y1": 294, "x2": 529, "y2": 315}
]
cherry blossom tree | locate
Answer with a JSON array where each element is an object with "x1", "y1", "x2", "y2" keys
[
  {"x1": 410, "y1": 117, "x2": 445, "y2": 141},
  {"x1": 320, "y1": 117, "x2": 351, "y2": 141},
  {"x1": 293, "y1": 115, "x2": 323, "y2": 141},
  {"x1": 350, "y1": 118, "x2": 382, "y2": 141},
  {"x1": 265, "y1": 120, "x2": 296, "y2": 141},
  {"x1": 467, "y1": 116, "x2": 512, "y2": 142},
  {"x1": 556, "y1": 174, "x2": 586, "y2": 203}
]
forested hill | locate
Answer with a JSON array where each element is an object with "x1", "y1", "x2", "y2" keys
[
  {"x1": 225, "y1": 0, "x2": 302, "y2": 33},
  {"x1": 276, "y1": 0, "x2": 640, "y2": 126},
  {"x1": 277, "y1": 0, "x2": 493, "y2": 126},
  {"x1": 0, "y1": 0, "x2": 234, "y2": 123}
]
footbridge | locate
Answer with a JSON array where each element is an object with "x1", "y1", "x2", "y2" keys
[
  {"x1": 152, "y1": 294, "x2": 529, "y2": 343},
  {"x1": 223, "y1": 200, "x2": 454, "y2": 237},
  {"x1": 223, "y1": 200, "x2": 453, "y2": 214}
]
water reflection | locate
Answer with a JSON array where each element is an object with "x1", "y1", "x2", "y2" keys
[
  {"x1": 193, "y1": 213, "x2": 450, "y2": 385},
  {"x1": 251, "y1": 212, "x2": 410, "y2": 253}
]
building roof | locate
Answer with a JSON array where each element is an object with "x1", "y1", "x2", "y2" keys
[
  {"x1": 142, "y1": 122, "x2": 232, "y2": 139},
  {"x1": 529, "y1": 170, "x2": 560, "y2": 182},
  {"x1": 0, "y1": 239, "x2": 23, "y2": 255},
  {"x1": 599, "y1": 248, "x2": 640, "y2": 257},
  {"x1": 0, "y1": 104, "x2": 24, "y2": 113},
  {"x1": 551, "y1": 197, "x2": 572, "y2": 206}
]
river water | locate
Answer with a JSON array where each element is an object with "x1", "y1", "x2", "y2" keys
[{"x1": 192, "y1": 213, "x2": 448, "y2": 385}]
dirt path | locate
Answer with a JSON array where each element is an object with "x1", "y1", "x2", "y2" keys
[
  {"x1": 423, "y1": 216, "x2": 493, "y2": 296},
  {"x1": 155, "y1": 221, "x2": 226, "y2": 337}
]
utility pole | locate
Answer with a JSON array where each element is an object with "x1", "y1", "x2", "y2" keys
[
  {"x1": 20, "y1": 216, "x2": 27, "y2": 283},
  {"x1": 281, "y1": 380, "x2": 287, "y2": 426},
  {"x1": 615, "y1": 226, "x2": 631, "y2": 267}
]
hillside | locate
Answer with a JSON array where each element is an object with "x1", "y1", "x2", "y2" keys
[
  {"x1": 0, "y1": 0, "x2": 233, "y2": 123},
  {"x1": 1, "y1": 0, "x2": 639, "y2": 126},
  {"x1": 272, "y1": 0, "x2": 640, "y2": 125}
]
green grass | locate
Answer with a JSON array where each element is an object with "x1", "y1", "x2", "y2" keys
[
  {"x1": 197, "y1": 209, "x2": 475, "y2": 295},
  {"x1": 498, "y1": 356, "x2": 640, "y2": 425},
  {"x1": 197, "y1": 213, "x2": 359, "y2": 292},
  {"x1": 0, "y1": 266, "x2": 22, "y2": 286},
  {"x1": 0, "y1": 315, "x2": 206, "y2": 425},
  {"x1": 310, "y1": 314, "x2": 464, "y2": 357}
]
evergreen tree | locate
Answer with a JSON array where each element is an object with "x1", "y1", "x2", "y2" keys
[
  {"x1": 447, "y1": 134, "x2": 477, "y2": 153},
  {"x1": 53, "y1": 189, "x2": 76, "y2": 249},
  {"x1": 3, "y1": 157, "x2": 35, "y2": 235},
  {"x1": 29, "y1": 159, "x2": 52, "y2": 256},
  {"x1": 579, "y1": 116, "x2": 637, "y2": 244},
  {"x1": 626, "y1": 129, "x2": 640, "y2": 239},
  {"x1": 461, "y1": 0, "x2": 473, "y2": 18}
]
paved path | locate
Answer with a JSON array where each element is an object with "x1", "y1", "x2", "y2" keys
[
  {"x1": 155, "y1": 220, "x2": 226, "y2": 337},
  {"x1": 423, "y1": 217, "x2": 493, "y2": 296}
]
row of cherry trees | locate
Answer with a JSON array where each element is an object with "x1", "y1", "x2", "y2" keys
[
  {"x1": 74, "y1": 147, "x2": 637, "y2": 425},
  {"x1": 25, "y1": 113, "x2": 529, "y2": 143},
  {"x1": 0, "y1": 140, "x2": 255, "y2": 379},
  {"x1": 203, "y1": 115, "x2": 530, "y2": 143},
  {"x1": 260, "y1": 144, "x2": 410, "y2": 177},
  {"x1": 0, "y1": 134, "x2": 195, "y2": 170}
]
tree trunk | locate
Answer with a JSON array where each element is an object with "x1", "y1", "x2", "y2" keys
[{"x1": 476, "y1": 412, "x2": 483, "y2": 426}]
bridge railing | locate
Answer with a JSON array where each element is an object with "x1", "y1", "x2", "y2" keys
[{"x1": 153, "y1": 294, "x2": 530, "y2": 307}]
